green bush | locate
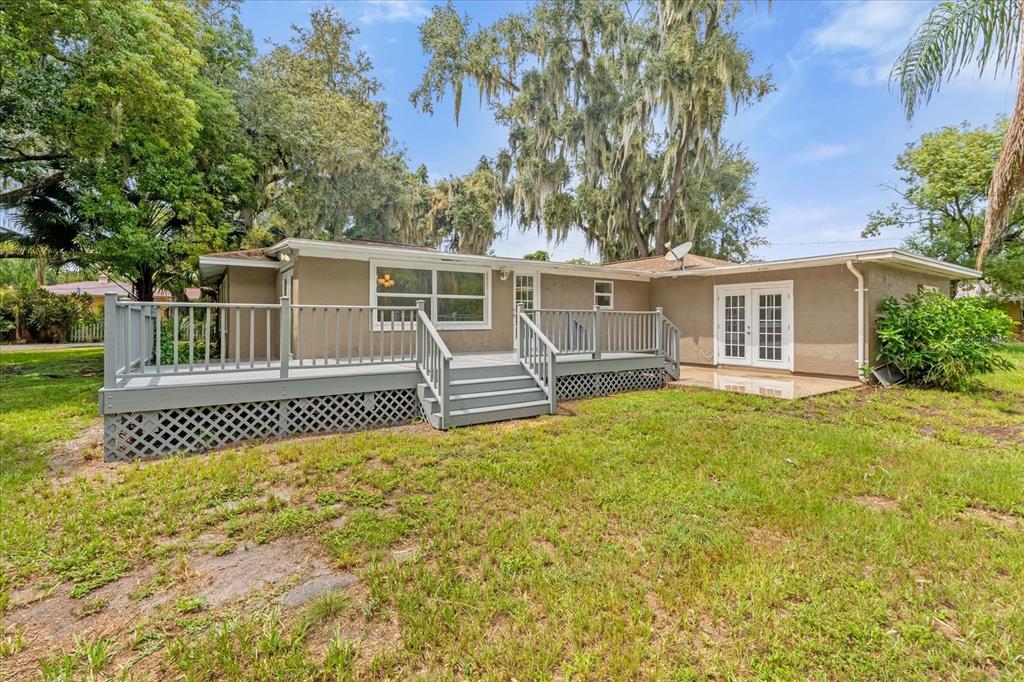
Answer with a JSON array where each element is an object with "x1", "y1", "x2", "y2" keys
[
  {"x1": 0, "y1": 286, "x2": 91, "y2": 343},
  {"x1": 875, "y1": 293, "x2": 1016, "y2": 390}
]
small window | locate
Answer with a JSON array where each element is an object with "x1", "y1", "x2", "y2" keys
[{"x1": 594, "y1": 280, "x2": 613, "y2": 308}]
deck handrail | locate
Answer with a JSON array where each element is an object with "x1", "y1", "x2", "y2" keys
[
  {"x1": 527, "y1": 308, "x2": 662, "y2": 358},
  {"x1": 659, "y1": 308, "x2": 681, "y2": 380},
  {"x1": 414, "y1": 301, "x2": 452, "y2": 428},
  {"x1": 516, "y1": 305, "x2": 559, "y2": 413},
  {"x1": 103, "y1": 296, "x2": 422, "y2": 387}
]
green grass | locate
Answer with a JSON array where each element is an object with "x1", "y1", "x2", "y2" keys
[
  {"x1": 0, "y1": 347, "x2": 104, "y2": 486},
  {"x1": 1, "y1": 345, "x2": 1022, "y2": 678}
]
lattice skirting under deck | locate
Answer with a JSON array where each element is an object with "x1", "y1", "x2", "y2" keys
[
  {"x1": 557, "y1": 368, "x2": 667, "y2": 401},
  {"x1": 103, "y1": 389, "x2": 422, "y2": 462}
]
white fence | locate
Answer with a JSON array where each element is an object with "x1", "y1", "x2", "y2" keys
[{"x1": 70, "y1": 320, "x2": 103, "y2": 343}]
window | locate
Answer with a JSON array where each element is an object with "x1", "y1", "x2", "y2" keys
[
  {"x1": 371, "y1": 262, "x2": 489, "y2": 329},
  {"x1": 514, "y1": 274, "x2": 535, "y2": 310},
  {"x1": 594, "y1": 280, "x2": 613, "y2": 308}
]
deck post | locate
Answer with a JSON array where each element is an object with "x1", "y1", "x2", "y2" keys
[
  {"x1": 593, "y1": 305, "x2": 603, "y2": 360},
  {"x1": 515, "y1": 303, "x2": 524, "y2": 357},
  {"x1": 279, "y1": 296, "x2": 291, "y2": 379},
  {"x1": 103, "y1": 293, "x2": 118, "y2": 389},
  {"x1": 415, "y1": 300, "x2": 425, "y2": 365},
  {"x1": 655, "y1": 306, "x2": 664, "y2": 357}
]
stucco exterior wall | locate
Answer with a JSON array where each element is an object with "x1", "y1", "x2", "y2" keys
[
  {"x1": 290, "y1": 256, "x2": 515, "y2": 354},
  {"x1": 652, "y1": 264, "x2": 861, "y2": 377},
  {"x1": 651, "y1": 262, "x2": 957, "y2": 378},
  {"x1": 539, "y1": 273, "x2": 650, "y2": 311},
  {"x1": 863, "y1": 264, "x2": 952, "y2": 363},
  {"x1": 223, "y1": 264, "x2": 279, "y2": 360}
]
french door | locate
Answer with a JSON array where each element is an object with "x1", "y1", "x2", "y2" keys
[
  {"x1": 513, "y1": 273, "x2": 537, "y2": 346},
  {"x1": 715, "y1": 282, "x2": 793, "y2": 370}
]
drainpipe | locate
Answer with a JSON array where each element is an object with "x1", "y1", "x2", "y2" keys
[{"x1": 846, "y1": 261, "x2": 867, "y2": 381}]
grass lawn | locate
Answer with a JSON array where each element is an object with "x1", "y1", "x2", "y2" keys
[{"x1": 1, "y1": 345, "x2": 1022, "y2": 679}]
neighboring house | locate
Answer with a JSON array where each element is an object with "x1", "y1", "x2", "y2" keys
[
  {"x1": 42, "y1": 275, "x2": 201, "y2": 310},
  {"x1": 957, "y1": 282, "x2": 1024, "y2": 339},
  {"x1": 97, "y1": 238, "x2": 979, "y2": 461}
]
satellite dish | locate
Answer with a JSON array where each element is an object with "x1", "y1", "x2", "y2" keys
[{"x1": 664, "y1": 242, "x2": 692, "y2": 268}]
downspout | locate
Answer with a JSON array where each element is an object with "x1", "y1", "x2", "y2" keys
[{"x1": 846, "y1": 261, "x2": 867, "y2": 381}]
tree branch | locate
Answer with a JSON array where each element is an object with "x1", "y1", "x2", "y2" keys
[
  {"x1": 0, "y1": 153, "x2": 66, "y2": 166},
  {"x1": 0, "y1": 171, "x2": 64, "y2": 205}
]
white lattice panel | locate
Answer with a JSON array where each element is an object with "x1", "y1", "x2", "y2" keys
[
  {"x1": 287, "y1": 390, "x2": 421, "y2": 434},
  {"x1": 104, "y1": 389, "x2": 421, "y2": 461},
  {"x1": 557, "y1": 369, "x2": 666, "y2": 401}
]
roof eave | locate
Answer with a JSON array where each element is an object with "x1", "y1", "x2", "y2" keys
[
  {"x1": 651, "y1": 249, "x2": 981, "y2": 280},
  {"x1": 272, "y1": 238, "x2": 653, "y2": 281}
]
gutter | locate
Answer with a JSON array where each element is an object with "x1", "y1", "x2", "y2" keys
[{"x1": 846, "y1": 261, "x2": 867, "y2": 382}]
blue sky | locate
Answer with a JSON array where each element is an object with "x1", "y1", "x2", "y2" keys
[{"x1": 240, "y1": 0, "x2": 1016, "y2": 262}]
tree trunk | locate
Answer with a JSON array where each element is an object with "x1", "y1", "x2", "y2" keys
[
  {"x1": 619, "y1": 159, "x2": 650, "y2": 258},
  {"x1": 655, "y1": 142, "x2": 688, "y2": 255},
  {"x1": 978, "y1": 1, "x2": 1024, "y2": 269},
  {"x1": 35, "y1": 257, "x2": 45, "y2": 286},
  {"x1": 135, "y1": 268, "x2": 156, "y2": 302}
]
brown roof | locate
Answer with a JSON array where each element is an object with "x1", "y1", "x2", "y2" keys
[
  {"x1": 203, "y1": 248, "x2": 273, "y2": 261},
  {"x1": 42, "y1": 280, "x2": 201, "y2": 300},
  {"x1": 602, "y1": 252, "x2": 734, "y2": 273},
  {"x1": 205, "y1": 238, "x2": 438, "y2": 262}
]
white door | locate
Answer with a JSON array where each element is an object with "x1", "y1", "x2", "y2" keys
[
  {"x1": 716, "y1": 282, "x2": 793, "y2": 370},
  {"x1": 718, "y1": 291, "x2": 751, "y2": 366},
  {"x1": 513, "y1": 273, "x2": 537, "y2": 346}
]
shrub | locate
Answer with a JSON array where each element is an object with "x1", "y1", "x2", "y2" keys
[
  {"x1": 0, "y1": 286, "x2": 92, "y2": 343},
  {"x1": 875, "y1": 293, "x2": 1016, "y2": 390}
]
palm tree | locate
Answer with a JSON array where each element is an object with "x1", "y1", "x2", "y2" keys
[
  {"x1": 891, "y1": 0, "x2": 1023, "y2": 270},
  {"x1": 0, "y1": 182, "x2": 86, "y2": 284}
]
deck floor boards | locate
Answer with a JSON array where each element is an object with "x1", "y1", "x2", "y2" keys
[{"x1": 116, "y1": 351, "x2": 654, "y2": 390}]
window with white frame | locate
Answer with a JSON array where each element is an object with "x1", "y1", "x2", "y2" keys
[
  {"x1": 372, "y1": 262, "x2": 489, "y2": 329},
  {"x1": 594, "y1": 280, "x2": 613, "y2": 308}
]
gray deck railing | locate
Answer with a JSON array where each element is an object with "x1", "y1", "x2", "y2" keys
[
  {"x1": 103, "y1": 294, "x2": 422, "y2": 388},
  {"x1": 525, "y1": 306, "x2": 680, "y2": 379},
  {"x1": 516, "y1": 304, "x2": 558, "y2": 413},
  {"x1": 414, "y1": 300, "x2": 452, "y2": 427},
  {"x1": 661, "y1": 314, "x2": 681, "y2": 380},
  {"x1": 527, "y1": 307, "x2": 676, "y2": 361}
]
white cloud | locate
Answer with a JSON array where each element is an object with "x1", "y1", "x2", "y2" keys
[
  {"x1": 358, "y1": 1, "x2": 431, "y2": 25},
  {"x1": 810, "y1": 1, "x2": 931, "y2": 87},
  {"x1": 812, "y1": 1, "x2": 925, "y2": 55},
  {"x1": 793, "y1": 143, "x2": 853, "y2": 163}
]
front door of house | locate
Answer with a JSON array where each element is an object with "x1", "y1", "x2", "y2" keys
[
  {"x1": 513, "y1": 273, "x2": 537, "y2": 347},
  {"x1": 715, "y1": 282, "x2": 793, "y2": 370}
]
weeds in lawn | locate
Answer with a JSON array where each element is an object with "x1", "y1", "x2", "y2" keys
[
  {"x1": 0, "y1": 627, "x2": 25, "y2": 657},
  {"x1": 1, "y1": 345, "x2": 1023, "y2": 678}
]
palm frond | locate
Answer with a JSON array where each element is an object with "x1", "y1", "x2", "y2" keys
[{"x1": 891, "y1": 0, "x2": 1022, "y2": 119}]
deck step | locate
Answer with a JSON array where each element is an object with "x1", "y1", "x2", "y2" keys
[
  {"x1": 420, "y1": 386, "x2": 546, "y2": 411},
  {"x1": 417, "y1": 360, "x2": 551, "y2": 429},
  {"x1": 448, "y1": 363, "x2": 527, "y2": 381},
  {"x1": 424, "y1": 399, "x2": 551, "y2": 429},
  {"x1": 447, "y1": 375, "x2": 539, "y2": 395}
]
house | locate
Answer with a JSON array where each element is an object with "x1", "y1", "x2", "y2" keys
[
  {"x1": 43, "y1": 275, "x2": 201, "y2": 310},
  {"x1": 97, "y1": 238, "x2": 979, "y2": 461},
  {"x1": 956, "y1": 282, "x2": 1024, "y2": 339}
]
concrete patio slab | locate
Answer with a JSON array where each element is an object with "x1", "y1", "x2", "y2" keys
[{"x1": 669, "y1": 366, "x2": 862, "y2": 399}]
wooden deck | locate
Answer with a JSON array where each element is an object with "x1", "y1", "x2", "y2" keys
[{"x1": 99, "y1": 298, "x2": 681, "y2": 459}]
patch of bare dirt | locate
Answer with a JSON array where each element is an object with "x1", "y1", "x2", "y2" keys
[
  {"x1": 851, "y1": 494, "x2": 900, "y2": 511},
  {"x1": 2, "y1": 537, "x2": 356, "y2": 678},
  {"x1": 47, "y1": 419, "x2": 112, "y2": 481},
  {"x1": 962, "y1": 506, "x2": 1021, "y2": 530},
  {"x1": 970, "y1": 424, "x2": 1024, "y2": 447}
]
